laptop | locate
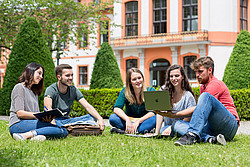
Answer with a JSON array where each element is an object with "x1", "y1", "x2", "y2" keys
[{"x1": 144, "y1": 91, "x2": 172, "y2": 111}]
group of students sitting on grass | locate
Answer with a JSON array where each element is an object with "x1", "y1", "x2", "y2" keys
[{"x1": 9, "y1": 56, "x2": 239, "y2": 146}]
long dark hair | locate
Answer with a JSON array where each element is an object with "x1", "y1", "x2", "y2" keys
[
  {"x1": 162, "y1": 64, "x2": 195, "y2": 105},
  {"x1": 18, "y1": 62, "x2": 44, "y2": 96}
]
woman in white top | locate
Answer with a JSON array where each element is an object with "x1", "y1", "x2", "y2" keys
[{"x1": 154, "y1": 65, "x2": 196, "y2": 136}]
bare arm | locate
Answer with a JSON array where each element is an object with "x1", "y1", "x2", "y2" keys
[
  {"x1": 155, "y1": 114, "x2": 164, "y2": 135},
  {"x1": 16, "y1": 110, "x2": 37, "y2": 119},
  {"x1": 44, "y1": 96, "x2": 53, "y2": 110},
  {"x1": 154, "y1": 106, "x2": 196, "y2": 118},
  {"x1": 78, "y1": 97, "x2": 105, "y2": 130}
]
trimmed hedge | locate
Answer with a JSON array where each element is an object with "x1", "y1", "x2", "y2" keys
[
  {"x1": 70, "y1": 87, "x2": 250, "y2": 120},
  {"x1": 230, "y1": 89, "x2": 250, "y2": 120},
  {"x1": 70, "y1": 88, "x2": 122, "y2": 118}
]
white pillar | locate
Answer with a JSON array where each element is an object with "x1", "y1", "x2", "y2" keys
[
  {"x1": 114, "y1": 50, "x2": 121, "y2": 69},
  {"x1": 198, "y1": 44, "x2": 206, "y2": 57},
  {"x1": 170, "y1": 46, "x2": 178, "y2": 65},
  {"x1": 138, "y1": 48, "x2": 145, "y2": 74}
]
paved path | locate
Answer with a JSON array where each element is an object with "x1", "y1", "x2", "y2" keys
[{"x1": 1, "y1": 116, "x2": 249, "y2": 135}]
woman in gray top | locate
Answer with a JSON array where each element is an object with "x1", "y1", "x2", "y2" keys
[
  {"x1": 153, "y1": 65, "x2": 196, "y2": 137},
  {"x1": 9, "y1": 62, "x2": 68, "y2": 141}
]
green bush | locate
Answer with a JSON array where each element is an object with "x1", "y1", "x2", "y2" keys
[
  {"x1": 230, "y1": 89, "x2": 250, "y2": 120},
  {"x1": 70, "y1": 88, "x2": 122, "y2": 118},
  {"x1": 70, "y1": 87, "x2": 249, "y2": 120},
  {"x1": 223, "y1": 30, "x2": 250, "y2": 89},
  {"x1": 0, "y1": 17, "x2": 56, "y2": 115},
  {"x1": 90, "y1": 42, "x2": 123, "y2": 89}
]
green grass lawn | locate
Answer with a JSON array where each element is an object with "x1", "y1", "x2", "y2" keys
[{"x1": 0, "y1": 120, "x2": 249, "y2": 167}]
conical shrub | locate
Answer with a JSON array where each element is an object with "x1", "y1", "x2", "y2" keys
[
  {"x1": 0, "y1": 17, "x2": 56, "y2": 115},
  {"x1": 90, "y1": 42, "x2": 123, "y2": 89},
  {"x1": 223, "y1": 30, "x2": 250, "y2": 90}
]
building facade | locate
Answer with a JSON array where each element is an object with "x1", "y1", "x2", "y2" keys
[{"x1": 1, "y1": 0, "x2": 249, "y2": 88}]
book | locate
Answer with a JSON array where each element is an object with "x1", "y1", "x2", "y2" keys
[
  {"x1": 34, "y1": 108, "x2": 66, "y2": 121},
  {"x1": 62, "y1": 120, "x2": 97, "y2": 127}
]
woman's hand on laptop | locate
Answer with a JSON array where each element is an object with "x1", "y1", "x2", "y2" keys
[{"x1": 154, "y1": 110, "x2": 176, "y2": 118}]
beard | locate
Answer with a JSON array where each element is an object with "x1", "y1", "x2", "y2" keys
[
  {"x1": 198, "y1": 74, "x2": 209, "y2": 84},
  {"x1": 60, "y1": 78, "x2": 70, "y2": 87}
]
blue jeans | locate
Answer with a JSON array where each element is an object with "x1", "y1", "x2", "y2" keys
[
  {"x1": 172, "y1": 92, "x2": 238, "y2": 142},
  {"x1": 9, "y1": 119, "x2": 68, "y2": 139},
  {"x1": 109, "y1": 113, "x2": 156, "y2": 134},
  {"x1": 55, "y1": 114, "x2": 97, "y2": 127}
]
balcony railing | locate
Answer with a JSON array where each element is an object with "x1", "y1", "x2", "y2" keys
[{"x1": 110, "y1": 30, "x2": 209, "y2": 48}]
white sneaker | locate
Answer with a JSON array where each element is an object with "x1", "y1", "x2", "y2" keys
[
  {"x1": 13, "y1": 133, "x2": 26, "y2": 141},
  {"x1": 216, "y1": 134, "x2": 226, "y2": 146},
  {"x1": 30, "y1": 135, "x2": 46, "y2": 142}
]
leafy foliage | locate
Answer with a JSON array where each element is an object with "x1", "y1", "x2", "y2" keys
[
  {"x1": 230, "y1": 89, "x2": 250, "y2": 120},
  {"x1": 0, "y1": 0, "x2": 115, "y2": 57},
  {"x1": 71, "y1": 88, "x2": 122, "y2": 118},
  {"x1": 223, "y1": 30, "x2": 250, "y2": 89},
  {"x1": 0, "y1": 17, "x2": 56, "y2": 115},
  {"x1": 90, "y1": 42, "x2": 123, "y2": 89},
  {"x1": 70, "y1": 87, "x2": 250, "y2": 120}
]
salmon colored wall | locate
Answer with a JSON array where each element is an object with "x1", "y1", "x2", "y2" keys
[
  {"x1": 249, "y1": 0, "x2": 250, "y2": 32},
  {"x1": 209, "y1": 32, "x2": 238, "y2": 45},
  {"x1": 178, "y1": 0, "x2": 182, "y2": 32},
  {"x1": 167, "y1": 0, "x2": 170, "y2": 33},
  {"x1": 149, "y1": 0, "x2": 153, "y2": 34},
  {"x1": 144, "y1": 47, "x2": 172, "y2": 86}
]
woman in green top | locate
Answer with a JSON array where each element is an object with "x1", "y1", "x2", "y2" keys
[{"x1": 109, "y1": 68, "x2": 156, "y2": 134}]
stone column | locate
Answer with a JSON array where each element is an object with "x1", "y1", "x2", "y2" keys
[
  {"x1": 138, "y1": 48, "x2": 145, "y2": 74},
  {"x1": 114, "y1": 50, "x2": 121, "y2": 69},
  {"x1": 170, "y1": 46, "x2": 178, "y2": 65},
  {"x1": 198, "y1": 44, "x2": 206, "y2": 57}
]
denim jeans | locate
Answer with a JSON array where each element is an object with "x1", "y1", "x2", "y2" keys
[
  {"x1": 9, "y1": 119, "x2": 68, "y2": 139},
  {"x1": 172, "y1": 92, "x2": 238, "y2": 142},
  {"x1": 109, "y1": 113, "x2": 156, "y2": 134},
  {"x1": 55, "y1": 114, "x2": 97, "y2": 127}
]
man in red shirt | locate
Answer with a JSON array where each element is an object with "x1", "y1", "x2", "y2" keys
[{"x1": 174, "y1": 57, "x2": 239, "y2": 146}]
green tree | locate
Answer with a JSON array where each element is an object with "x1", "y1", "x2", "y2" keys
[
  {"x1": 223, "y1": 30, "x2": 250, "y2": 90},
  {"x1": 0, "y1": 17, "x2": 56, "y2": 115},
  {"x1": 90, "y1": 42, "x2": 123, "y2": 89},
  {"x1": 0, "y1": 0, "x2": 115, "y2": 60}
]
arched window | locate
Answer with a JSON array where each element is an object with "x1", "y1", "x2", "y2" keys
[
  {"x1": 150, "y1": 58, "x2": 170, "y2": 87},
  {"x1": 126, "y1": 59, "x2": 138, "y2": 71},
  {"x1": 125, "y1": 1, "x2": 138, "y2": 36},
  {"x1": 184, "y1": 56, "x2": 196, "y2": 80}
]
